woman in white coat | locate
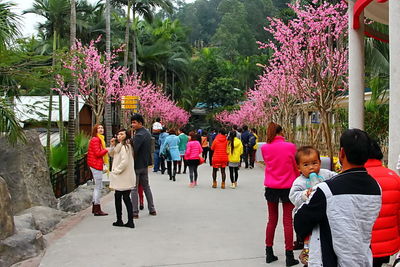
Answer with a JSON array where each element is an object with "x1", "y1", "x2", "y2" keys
[{"x1": 109, "y1": 129, "x2": 136, "y2": 228}]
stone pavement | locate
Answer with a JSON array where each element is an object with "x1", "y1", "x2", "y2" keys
[{"x1": 39, "y1": 163, "x2": 296, "y2": 267}]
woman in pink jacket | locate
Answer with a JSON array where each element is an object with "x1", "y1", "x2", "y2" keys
[
  {"x1": 184, "y1": 131, "x2": 203, "y2": 187},
  {"x1": 261, "y1": 122, "x2": 299, "y2": 266}
]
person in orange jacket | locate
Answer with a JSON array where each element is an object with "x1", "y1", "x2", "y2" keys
[{"x1": 365, "y1": 139, "x2": 400, "y2": 267}]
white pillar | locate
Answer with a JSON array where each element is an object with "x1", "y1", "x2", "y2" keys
[
  {"x1": 348, "y1": 1, "x2": 365, "y2": 130},
  {"x1": 388, "y1": 0, "x2": 400, "y2": 170}
]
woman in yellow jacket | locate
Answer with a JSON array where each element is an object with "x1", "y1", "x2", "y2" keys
[{"x1": 227, "y1": 131, "x2": 244, "y2": 188}]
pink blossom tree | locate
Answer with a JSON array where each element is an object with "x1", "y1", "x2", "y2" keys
[
  {"x1": 54, "y1": 38, "x2": 190, "y2": 127},
  {"x1": 259, "y1": 1, "x2": 348, "y2": 158}
]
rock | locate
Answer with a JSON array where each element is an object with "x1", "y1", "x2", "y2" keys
[
  {"x1": 13, "y1": 213, "x2": 35, "y2": 232},
  {"x1": 18, "y1": 206, "x2": 69, "y2": 235},
  {"x1": 59, "y1": 184, "x2": 110, "y2": 213},
  {"x1": 0, "y1": 229, "x2": 45, "y2": 267},
  {"x1": 0, "y1": 130, "x2": 57, "y2": 214},
  {"x1": 0, "y1": 176, "x2": 15, "y2": 240}
]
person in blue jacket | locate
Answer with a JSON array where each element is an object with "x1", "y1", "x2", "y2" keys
[{"x1": 160, "y1": 129, "x2": 180, "y2": 181}]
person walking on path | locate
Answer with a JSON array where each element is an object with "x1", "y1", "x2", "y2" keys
[
  {"x1": 109, "y1": 129, "x2": 135, "y2": 228},
  {"x1": 294, "y1": 129, "x2": 382, "y2": 267},
  {"x1": 208, "y1": 130, "x2": 217, "y2": 166},
  {"x1": 211, "y1": 129, "x2": 229, "y2": 189},
  {"x1": 158, "y1": 128, "x2": 169, "y2": 174},
  {"x1": 249, "y1": 128, "x2": 258, "y2": 168},
  {"x1": 130, "y1": 114, "x2": 157, "y2": 218},
  {"x1": 261, "y1": 122, "x2": 299, "y2": 266},
  {"x1": 365, "y1": 139, "x2": 400, "y2": 267},
  {"x1": 227, "y1": 131, "x2": 243, "y2": 189},
  {"x1": 152, "y1": 129, "x2": 161, "y2": 173},
  {"x1": 160, "y1": 129, "x2": 181, "y2": 181},
  {"x1": 87, "y1": 124, "x2": 110, "y2": 216},
  {"x1": 177, "y1": 128, "x2": 189, "y2": 174},
  {"x1": 201, "y1": 132, "x2": 209, "y2": 162},
  {"x1": 184, "y1": 131, "x2": 203, "y2": 187},
  {"x1": 241, "y1": 125, "x2": 251, "y2": 169}
]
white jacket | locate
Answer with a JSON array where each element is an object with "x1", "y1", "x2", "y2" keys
[{"x1": 109, "y1": 143, "x2": 135, "y2": 191}]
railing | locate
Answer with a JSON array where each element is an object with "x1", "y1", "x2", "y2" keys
[{"x1": 50, "y1": 156, "x2": 93, "y2": 198}]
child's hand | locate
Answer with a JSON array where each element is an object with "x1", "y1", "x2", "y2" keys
[{"x1": 306, "y1": 188, "x2": 313, "y2": 197}]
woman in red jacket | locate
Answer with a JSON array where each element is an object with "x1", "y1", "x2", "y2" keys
[
  {"x1": 365, "y1": 139, "x2": 400, "y2": 267},
  {"x1": 211, "y1": 128, "x2": 229, "y2": 189},
  {"x1": 87, "y1": 124, "x2": 110, "y2": 216}
]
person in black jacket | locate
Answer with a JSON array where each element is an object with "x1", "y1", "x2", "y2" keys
[
  {"x1": 241, "y1": 125, "x2": 251, "y2": 168},
  {"x1": 294, "y1": 129, "x2": 381, "y2": 266},
  {"x1": 130, "y1": 114, "x2": 157, "y2": 218}
]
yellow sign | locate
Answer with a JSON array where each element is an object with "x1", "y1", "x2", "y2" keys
[{"x1": 122, "y1": 96, "x2": 140, "y2": 111}]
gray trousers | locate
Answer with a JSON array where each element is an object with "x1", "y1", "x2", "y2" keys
[{"x1": 131, "y1": 168, "x2": 155, "y2": 215}]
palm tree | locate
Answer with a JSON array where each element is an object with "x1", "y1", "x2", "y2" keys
[
  {"x1": 24, "y1": 0, "x2": 71, "y2": 158},
  {"x1": 0, "y1": 1, "x2": 21, "y2": 50},
  {"x1": 111, "y1": 0, "x2": 173, "y2": 73},
  {"x1": 66, "y1": 0, "x2": 76, "y2": 193},
  {"x1": 104, "y1": 0, "x2": 113, "y2": 143},
  {"x1": 0, "y1": 2, "x2": 25, "y2": 145}
]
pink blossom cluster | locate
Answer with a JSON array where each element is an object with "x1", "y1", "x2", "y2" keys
[
  {"x1": 117, "y1": 75, "x2": 190, "y2": 127},
  {"x1": 54, "y1": 37, "x2": 190, "y2": 127},
  {"x1": 216, "y1": 1, "x2": 348, "y2": 127}
]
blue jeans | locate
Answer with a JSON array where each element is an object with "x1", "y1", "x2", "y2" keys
[{"x1": 153, "y1": 149, "x2": 160, "y2": 172}]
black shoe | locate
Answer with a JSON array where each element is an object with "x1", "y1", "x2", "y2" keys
[
  {"x1": 169, "y1": 176, "x2": 172, "y2": 180},
  {"x1": 149, "y1": 211, "x2": 157, "y2": 216},
  {"x1": 112, "y1": 220, "x2": 124, "y2": 227},
  {"x1": 124, "y1": 221, "x2": 135, "y2": 228},
  {"x1": 176, "y1": 171, "x2": 181, "y2": 174},
  {"x1": 173, "y1": 176, "x2": 176, "y2": 181},
  {"x1": 139, "y1": 205, "x2": 144, "y2": 210},
  {"x1": 285, "y1": 250, "x2": 299, "y2": 266},
  {"x1": 266, "y1": 246, "x2": 278, "y2": 263}
]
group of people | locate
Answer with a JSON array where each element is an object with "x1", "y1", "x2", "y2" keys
[
  {"x1": 261, "y1": 122, "x2": 400, "y2": 267},
  {"x1": 87, "y1": 114, "x2": 156, "y2": 229},
  {"x1": 86, "y1": 114, "x2": 400, "y2": 267},
  {"x1": 151, "y1": 121, "x2": 259, "y2": 189}
]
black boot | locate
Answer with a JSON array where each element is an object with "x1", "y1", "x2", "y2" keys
[
  {"x1": 266, "y1": 246, "x2": 278, "y2": 263},
  {"x1": 123, "y1": 191, "x2": 135, "y2": 228},
  {"x1": 113, "y1": 192, "x2": 123, "y2": 226},
  {"x1": 286, "y1": 250, "x2": 299, "y2": 266}
]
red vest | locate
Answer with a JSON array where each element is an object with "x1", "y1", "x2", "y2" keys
[
  {"x1": 87, "y1": 137, "x2": 108, "y2": 171},
  {"x1": 365, "y1": 159, "x2": 400, "y2": 257}
]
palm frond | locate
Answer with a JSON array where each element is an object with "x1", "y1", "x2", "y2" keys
[{"x1": 0, "y1": 99, "x2": 26, "y2": 145}]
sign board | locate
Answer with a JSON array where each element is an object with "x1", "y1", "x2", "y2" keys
[{"x1": 121, "y1": 96, "x2": 140, "y2": 112}]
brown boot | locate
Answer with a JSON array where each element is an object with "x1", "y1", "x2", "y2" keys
[
  {"x1": 93, "y1": 204, "x2": 108, "y2": 216},
  {"x1": 212, "y1": 180, "x2": 217, "y2": 188},
  {"x1": 221, "y1": 182, "x2": 225, "y2": 189},
  {"x1": 92, "y1": 203, "x2": 95, "y2": 214}
]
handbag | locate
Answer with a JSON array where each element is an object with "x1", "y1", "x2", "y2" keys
[{"x1": 199, "y1": 156, "x2": 205, "y2": 165}]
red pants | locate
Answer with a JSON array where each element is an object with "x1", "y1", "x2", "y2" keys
[
  {"x1": 265, "y1": 201, "x2": 294, "y2": 251},
  {"x1": 138, "y1": 184, "x2": 144, "y2": 205}
]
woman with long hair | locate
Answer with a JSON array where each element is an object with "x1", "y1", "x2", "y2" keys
[
  {"x1": 184, "y1": 131, "x2": 203, "y2": 187},
  {"x1": 160, "y1": 129, "x2": 181, "y2": 181},
  {"x1": 109, "y1": 129, "x2": 135, "y2": 228},
  {"x1": 227, "y1": 131, "x2": 243, "y2": 189},
  {"x1": 87, "y1": 124, "x2": 110, "y2": 216},
  {"x1": 261, "y1": 122, "x2": 299, "y2": 266}
]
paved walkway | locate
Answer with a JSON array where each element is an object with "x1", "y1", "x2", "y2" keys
[{"x1": 39, "y1": 163, "x2": 294, "y2": 267}]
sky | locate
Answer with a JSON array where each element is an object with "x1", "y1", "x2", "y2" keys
[{"x1": 11, "y1": 0, "x2": 195, "y2": 37}]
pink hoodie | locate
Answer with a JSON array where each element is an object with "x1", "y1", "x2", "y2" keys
[
  {"x1": 184, "y1": 141, "x2": 203, "y2": 160},
  {"x1": 261, "y1": 136, "x2": 299, "y2": 189}
]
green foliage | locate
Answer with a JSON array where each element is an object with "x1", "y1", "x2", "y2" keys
[
  {"x1": 49, "y1": 132, "x2": 90, "y2": 173},
  {"x1": 0, "y1": 98, "x2": 26, "y2": 145},
  {"x1": 0, "y1": 0, "x2": 21, "y2": 50}
]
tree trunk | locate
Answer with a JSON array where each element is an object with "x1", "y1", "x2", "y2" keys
[
  {"x1": 132, "y1": 8, "x2": 137, "y2": 74},
  {"x1": 46, "y1": 29, "x2": 58, "y2": 164},
  {"x1": 104, "y1": 0, "x2": 113, "y2": 145},
  {"x1": 67, "y1": 0, "x2": 77, "y2": 193},
  {"x1": 123, "y1": 1, "x2": 132, "y2": 71}
]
